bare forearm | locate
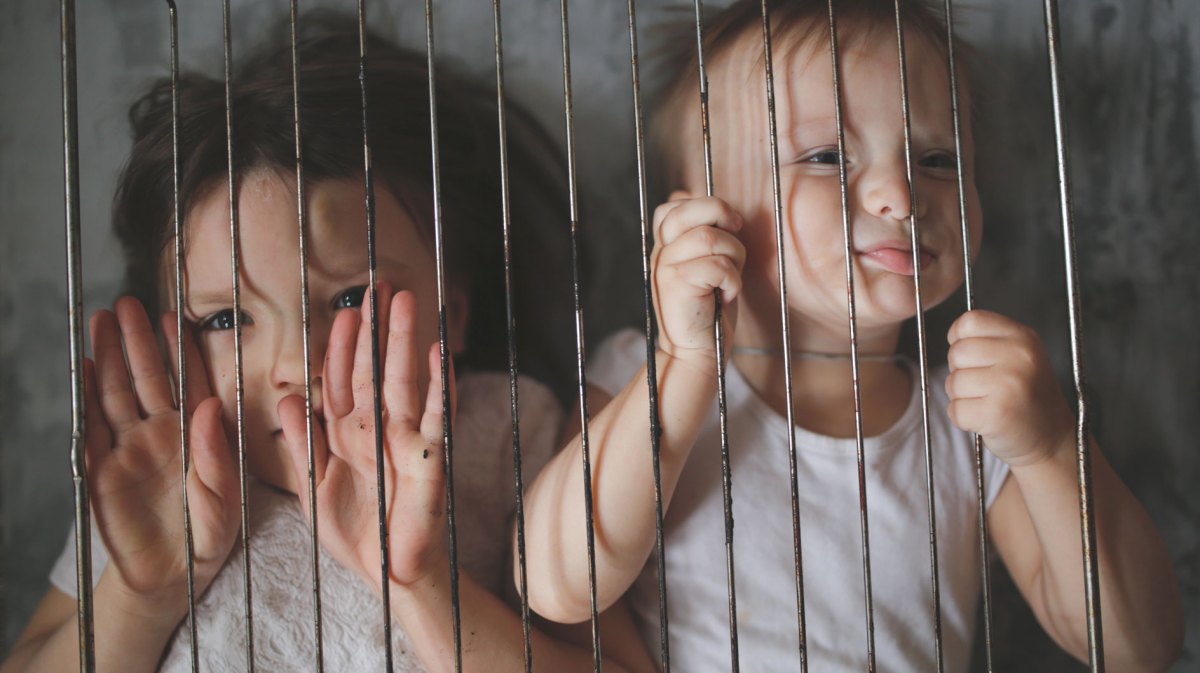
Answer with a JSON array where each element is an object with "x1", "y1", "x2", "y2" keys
[
  {"x1": 2, "y1": 581, "x2": 180, "y2": 673},
  {"x1": 1011, "y1": 438, "x2": 1183, "y2": 671},
  {"x1": 392, "y1": 570, "x2": 639, "y2": 673},
  {"x1": 521, "y1": 351, "x2": 717, "y2": 622}
]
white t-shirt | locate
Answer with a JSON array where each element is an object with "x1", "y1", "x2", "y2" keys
[
  {"x1": 51, "y1": 373, "x2": 562, "y2": 673},
  {"x1": 588, "y1": 329, "x2": 1010, "y2": 673}
]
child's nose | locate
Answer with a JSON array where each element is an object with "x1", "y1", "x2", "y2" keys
[
  {"x1": 270, "y1": 321, "x2": 327, "y2": 401},
  {"x1": 859, "y1": 161, "x2": 921, "y2": 222}
]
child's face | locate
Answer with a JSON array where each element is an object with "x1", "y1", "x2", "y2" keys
[
  {"x1": 177, "y1": 170, "x2": 463, "y2": 494},
  {"x1": 696, "y1": 27, "x2": 982, "y2": 350}
]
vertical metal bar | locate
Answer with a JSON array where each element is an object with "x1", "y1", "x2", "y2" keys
[
  {"x1": 556, "y1": 1, "x2": 602, "y2": 669},
  {"x1": 693, "y1": 3, "x2": 746, "y2": 670},
  {"x1": 490, "y1": 1, "x2": 535, "y2": 670},
  {"x1": 891, "y1": 4, "x2": 945, "y2": 670},
  {"x1": 1041, "y1": 1, "x2": 1104, "y2": 670},
  {"x1": 221, "y1": 2, "x2": 257, "y2": 668},
  {"x1": 165, "y1": 4, "x2": 201, "y2": 671},
  {"x1": 421, "y1": 3, "x2": 464, "y2": 671},
  {"x1": 755, "y1": 2, "x2": 806, "y2": 667},
  {"x1": 60, "y1": 1, "x2": 94, "y2": 670},
  {"x1": 353, "y1": 2, "x2": 395, "y2": 670},
  {"x1": 824, "y1": 3, "x2": 877, "y2": 670},
  {"x1": 287, "y1": 1, "x2": 326, "y2": 669},
  {"x1": 940, "y1": 1, "x2": 994, "y2": 670},
  {"x1": 625, "y1": 2, "x2": 670, "y2": 671}
]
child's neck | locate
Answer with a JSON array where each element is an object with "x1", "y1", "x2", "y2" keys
[{"x1": 731, "y1": 323, "x2": 912, "y2": 439}]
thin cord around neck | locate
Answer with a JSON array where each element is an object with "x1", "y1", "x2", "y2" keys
[{"x1": 730, "y1": 345, "x2": 905, "y2": 363}]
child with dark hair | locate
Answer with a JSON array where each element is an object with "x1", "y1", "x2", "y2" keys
[
  {"x1": 2, "y1": 15, "x2": 651, "y2": 673},
  {"x1": 519, "y1": 1, "x2": 1182, "y2": 671}
]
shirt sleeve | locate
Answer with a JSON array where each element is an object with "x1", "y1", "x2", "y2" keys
[
  {"x1": 586, "y1": 328, "x2": 650, "y2": 397},
  {"x1": 48, "y1": 521, "x2": 108, "y2": 598},
  {"x1": 983, "y1": 448, "x2": 1012, "y2": 511}
]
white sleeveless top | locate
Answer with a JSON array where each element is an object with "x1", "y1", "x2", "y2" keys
[
  {"x1": 588, "y1": 329, "x2": 1010, "y2": 673},
  {"x1": 51, "y1": 373, "x2": 562, "y2": 672}
]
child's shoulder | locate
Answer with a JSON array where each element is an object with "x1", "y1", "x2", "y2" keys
[
  {"x1": 456, "y1": 371, "x2": 562, "y2": 429},
  {"x1": 453, "y1": 371, "x2": 564, "y2": 469}
]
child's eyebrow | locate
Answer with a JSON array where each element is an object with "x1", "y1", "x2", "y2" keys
[
  {"x1": 784, "y1": 117, "x2": 838, "y2": 137},
  {"x1": 307, "y1": 256, "x2": 413, "y2": 278},
  {"x1": 184, "y1": 289, "x2": 237, "y2": 309}
]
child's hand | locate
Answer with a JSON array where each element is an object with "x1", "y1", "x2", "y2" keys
[
  {"x1": 278, "y1": 287, "x2": 452, "y2": 591},
  {"x1": 84, "y1": 297, "x2": 241, "y2": 618},
  {"x1": 651, "y1": 192, "x2": 746, "y2": 370},
  {"x1": 945, "y1": 310, "x2": 1075, "y2": 467}
]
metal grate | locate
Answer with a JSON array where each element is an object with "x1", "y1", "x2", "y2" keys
[{"x1": 55, "y1": 1, "x2": 1105, "y2": 671}]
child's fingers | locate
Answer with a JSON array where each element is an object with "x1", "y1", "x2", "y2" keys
[
  {"x1": 946, "y1": 336, "x2": 1013, "y2": 371},
  {"x1": 187, "y1": 397, "x2": 238, "y2": 516},
  {"x1": 946, "y1": 397, "x2": 989, "y2": 434},
  {"x1": 383, "y1": 291, "x2": 420, "y2": 427},
  {"x1": 82, "y1": 358, "x2": 114, "y2": 464},
  {"x1": 947, "y1": 309, "x2": 1024, "y2": 343},
  {"x1": 351, "y1": 282, "x2": 392, "y2": 412},
  {"x1": 90, "y1": 310, "x2": 141, "y2": 429},
  {"x1": 114, "y1": 297, "x2": 175, "y2": 416},
  {"x1": 944, "y1": 368, "x2": 990, "y2": 402},
  {"x1": 651, "y1": 200, "x2": 686, "y2": 239},
  {"x1": 654, "y1": 197, "x2": 744, "y2": 247},
  {"x1": 656, "y1": 224, "x2": 746, "y2": 270},
  {"x1": 418, "y1": 343, "x2": 453, "y2": 450},
  {"x1": 325, "y1": 307, "x2": 361, "y2": 418},
  {"x1": 277, "y1": 394, "x2": 330, "y2": 516},
  {"x1": 660, "y1": 255, "x2": 744, "y2": 302},
  {"x1": 649, "y1": 190, "x2": 698, "y2": 235},
  {"x1": 161, "y1": 311, "x2": 213, "y2": 415}
]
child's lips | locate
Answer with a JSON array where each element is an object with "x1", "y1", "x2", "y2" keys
[{"x1": 857, "y1": 242, "x2": 935, "y2": 276}]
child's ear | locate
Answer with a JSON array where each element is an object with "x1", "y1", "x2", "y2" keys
[{"x1": 447, "y1": 285, "x2": 469, "y2": 356}]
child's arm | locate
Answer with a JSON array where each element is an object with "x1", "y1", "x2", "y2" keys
[
  {"x1": 277, "y1": 288, "x2": 654, "y2": 673},
  {"x1": 1, "y1": 298, "x2": 242, "y2": 673},
  {"x1": 946, "y1": 309, "x2": 1184, "y2": 672},
  {"x1": 518, "y1": 195, "x2": 746, "y2": 623}
]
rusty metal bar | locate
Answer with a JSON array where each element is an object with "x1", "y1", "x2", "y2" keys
[
  {"x1": 891, "y1": 3, "x2": 945, "y2": 669},
  {"x1": 353, "y1": 1, "x2": 395, "y2": 669},
  {"x1": 60, "y1": 0, "x2": 94, "y2": 669},
  {"x1": 697, "y1": 3, "x2": 745, "y2": 669},
  {"x1": 938, "y1": 1, "x2": 995, "y2": 669},
  {"x1": 755, "y1": 1, "x2": 808, "y2": 667},
  {"x1": 625, "y1": 1, "x2": 670, "y2": 670},
  {"x1": 825, "y1": 2, "x2": 877, "y2": 670},
  {"x1": 1041, "y1": 1, "x2": 1105, "y2": 670},
  {"x1": 286, "y1": 0, "x2": 327, "y2": 668},
  {"x1": 421, "y1": 2, "x2": 465, "y2": 670},
  {"x1": 165, "y1": 3, "x2": 201, "y2": 670},
  {"x1": 556, "y1": 0, "x2": 603, "y2": 668},
  {"x1": 490, "y1": 0, "x2": 536, "y2": 669},
  {"x1": 220, "y1": 2, "x2": 258, "y2": 667}
]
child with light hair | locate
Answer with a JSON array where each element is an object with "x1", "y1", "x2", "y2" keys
[{"x1": 518, "y1": 1, "x2": 1183, "y2": 671}]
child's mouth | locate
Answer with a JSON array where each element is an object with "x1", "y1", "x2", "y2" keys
[{"x1": 857, "y1": 242, "x2": 934, "y2": 276}]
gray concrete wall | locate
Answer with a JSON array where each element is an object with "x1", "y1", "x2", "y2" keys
[{"x1": 1, "y1": 1, "x2": 1196, "y2": 670}]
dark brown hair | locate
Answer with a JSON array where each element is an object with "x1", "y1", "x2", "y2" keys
[
  {"x1": 649, "y1": 0, "x2": 974, "y2": 198},
  {"x1": 112, "y1": 11, "x2": 575, "y2": 398}
]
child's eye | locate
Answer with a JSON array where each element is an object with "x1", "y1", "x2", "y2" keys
[
  {"x1": 919, "y1": 152, "x2": 959, "y2": 171},
  {"x1": 332, "y1": 285, "x2": 368, "y2": 311},
  {"x1": 198, "y1": 309, "x2": 251, "y2": 331},
  {"x1": 804, "y1": 149, "x2": 844, "y2": 166}
]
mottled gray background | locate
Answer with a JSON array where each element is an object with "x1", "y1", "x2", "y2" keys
[{"x1": 1, "y1": 0, "x2": 1196, "y2": 670}]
